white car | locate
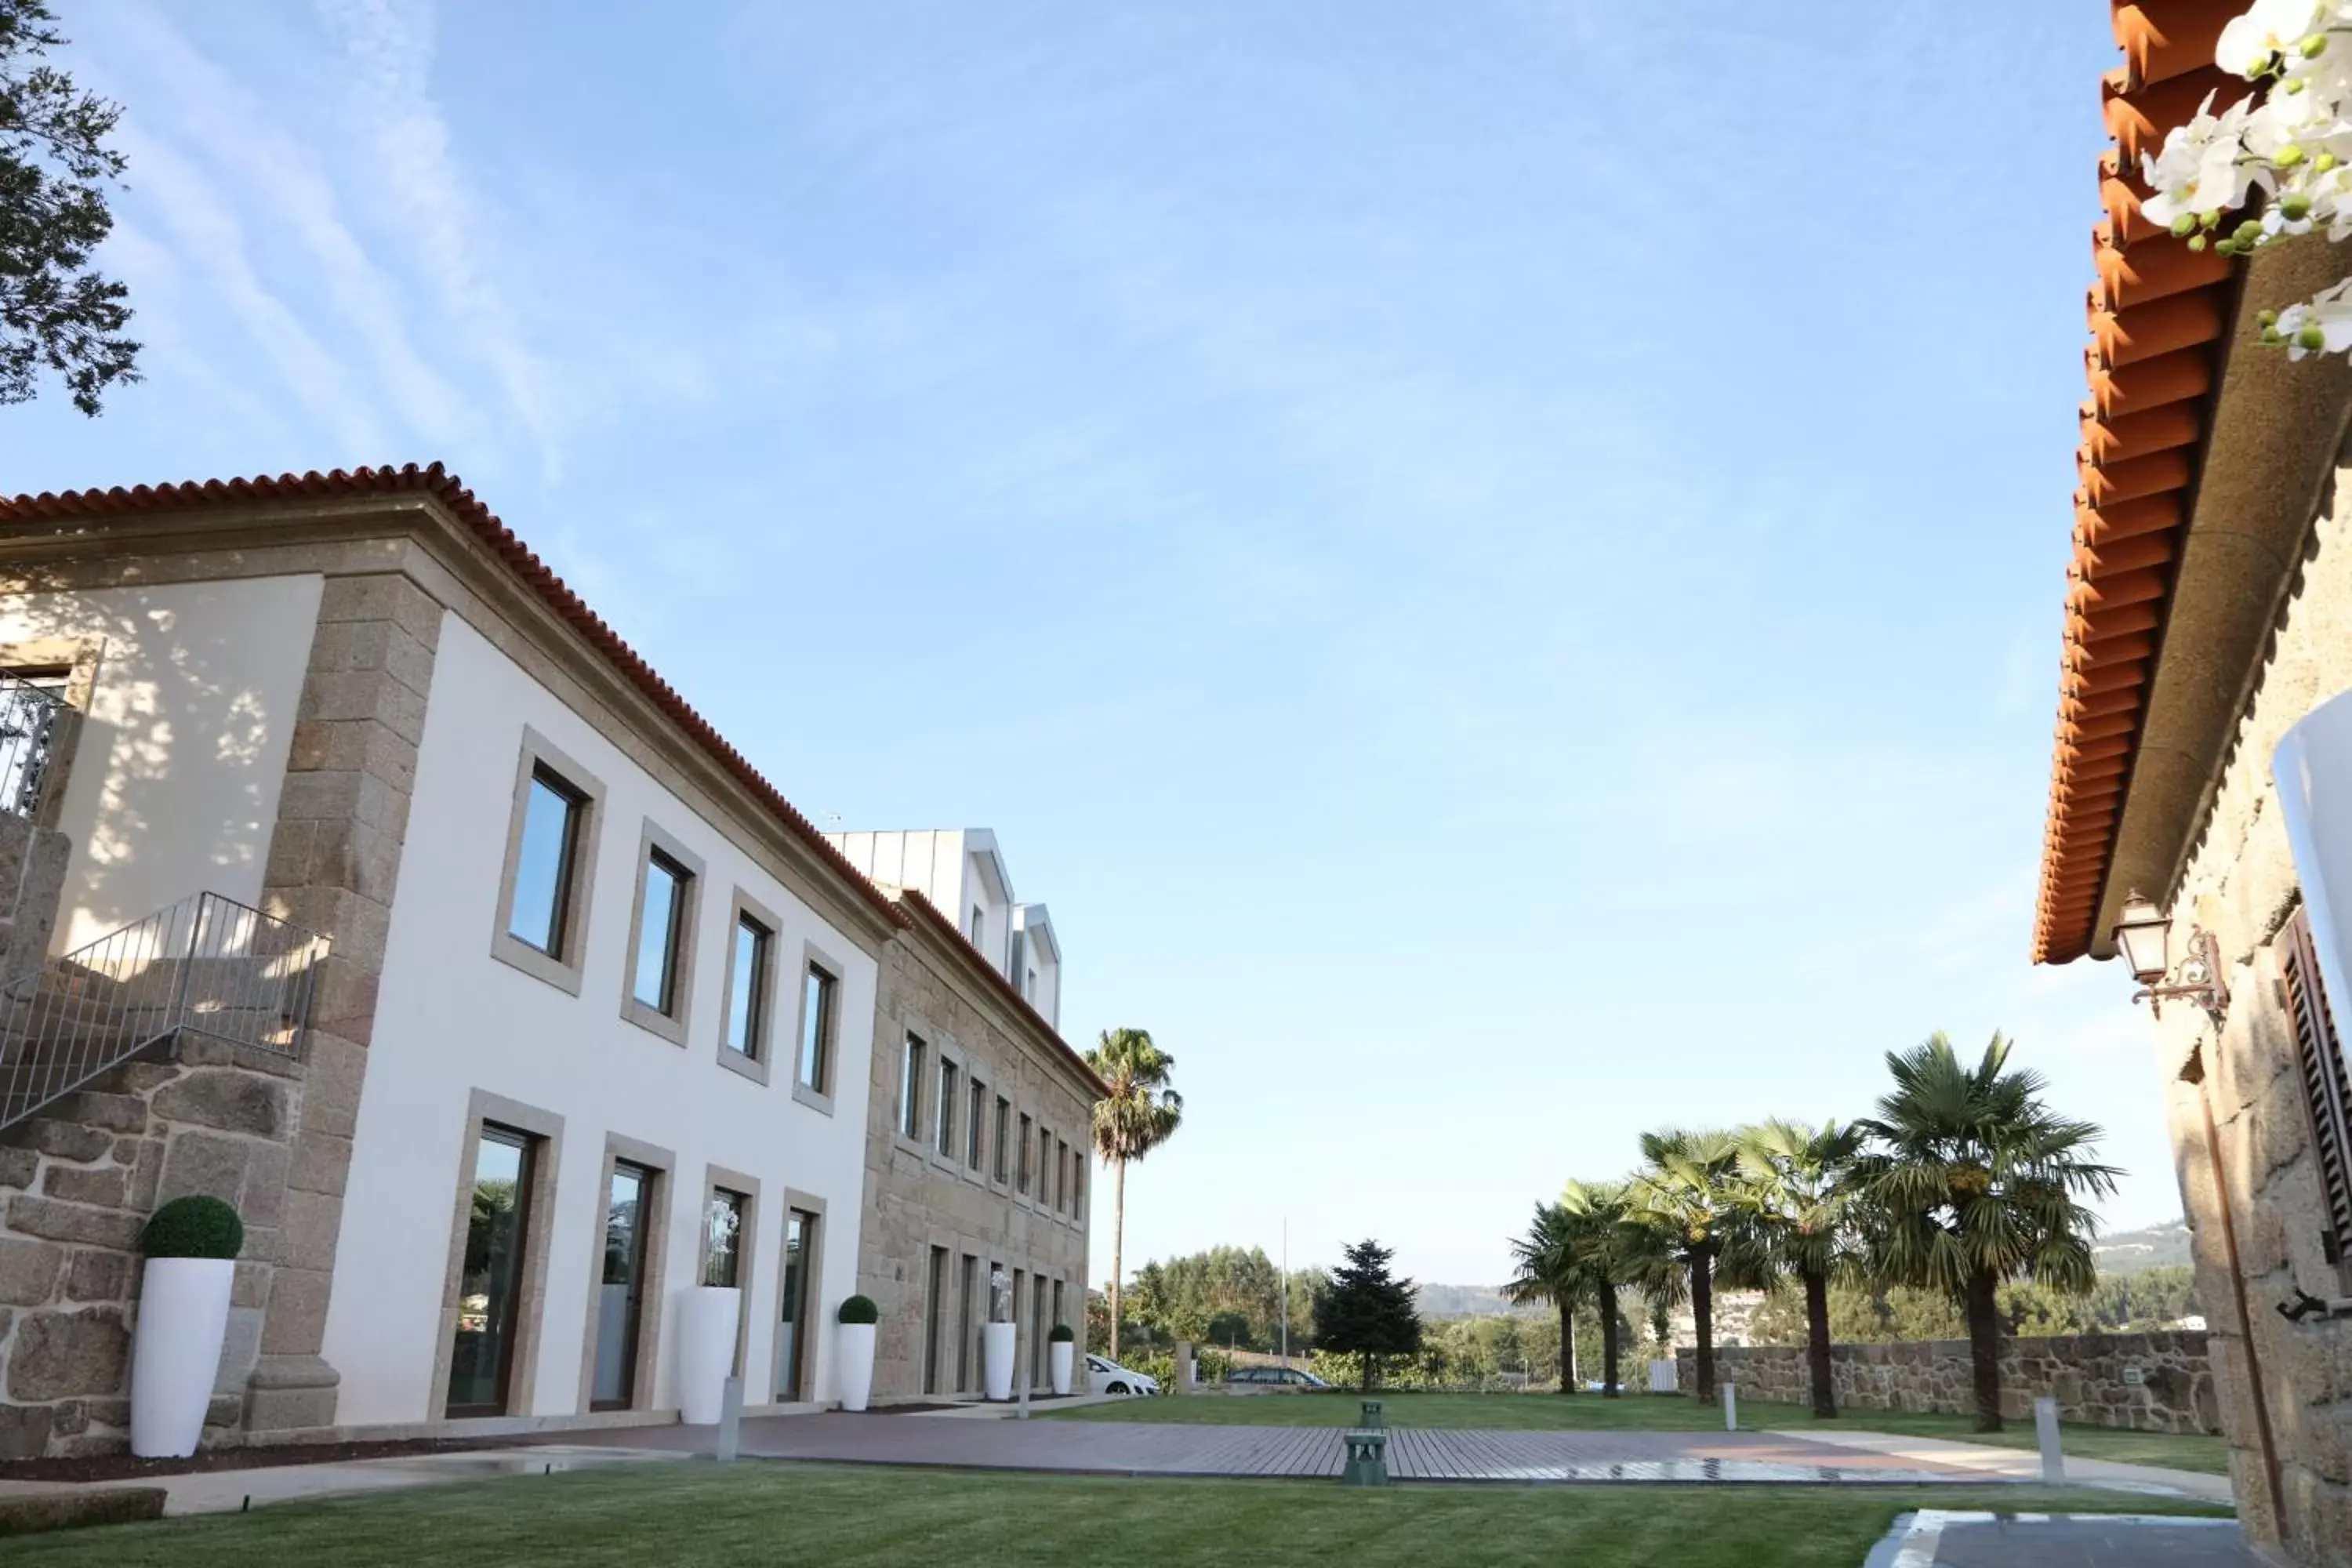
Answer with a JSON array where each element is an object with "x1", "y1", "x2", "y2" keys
[{"x1": 1086, "y1": 1353, "x2": 1160, "y2": 1396}]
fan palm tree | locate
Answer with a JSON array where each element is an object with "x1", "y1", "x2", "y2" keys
[
  {"x1": 1727, "y1": 1118, "x2": 1867, "y2": 1418},
  {"x1": 1560, "y1": 1178, "x2": 1639, "y2": 1398},
  {"x1": 1628, "y1": 1127, "x2": 1744, "y2": 1405},
  {"x1": 1853, "y1": 1032, "x2": 2118, "y2": 1432},
  {"x1": 1085, "y1": 1027, "x2": 1182, "y2": 1359},
  {"x1": 1505, "y1": 1201, "x2": 1583, "y2": 1393}
]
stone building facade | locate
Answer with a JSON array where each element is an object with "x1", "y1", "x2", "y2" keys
[
  {"x1": 1, "y1": 466, "x2": 1032, "y2": 1456},
  {"x1": 2032, "y1": 57, "x2": 2352, "y2": 1559},
  {"x1": 855, "y1": 891, "x2": 1099, "y2": 1402},
  {"x1": 1679, "y1": 1332, "x2": 2218, "y2": 1435}
]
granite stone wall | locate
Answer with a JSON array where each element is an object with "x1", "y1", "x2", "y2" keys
[
  {"x1": 2140, "y1": 434, "x2": 2352, "y2": 1567},
  {"x1": 1675, "y1": 1330, "x2": 2218, "y2": 1433},
  {"x1": 856, "y1": 919, "x2": 1092, "y2": 1403},
  {"x1": 0, "y1": 1045, "x2": 305, "y2": 1457}
]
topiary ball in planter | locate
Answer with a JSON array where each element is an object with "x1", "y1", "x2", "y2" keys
[
  {"x1": 140, "y1": 1196, "x2": 244, "y2": 1260},
  {"x1": 837, "y1": 1294, "x2": 879, "y2": 1325},
  {"x1": 1049, "y1": 1323, "x2": 1075, "y2": 1343}
]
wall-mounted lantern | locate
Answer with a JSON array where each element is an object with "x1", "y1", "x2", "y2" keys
[{"x1": 2112, "y1": 891, "x2": 2229, "y2": 1025}]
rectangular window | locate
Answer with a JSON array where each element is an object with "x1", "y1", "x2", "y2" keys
[
  {"x1": 1054, "y1": 1138, "x2": 1067, "y2": 1211},
  {"x1": 1041, "y1": 1128, "x2": 1055, "y2": 1206},
  {"x1": 937, "y1": 1060, "x2": 960, "y2": 1157},
  {"x1": 509, "y1": 768, "x2": 586, "y2": 957},
  {"x1": 1072, "y1": 1155, "x2": 1083, "y2": 1219},
  {"x1": 967, "y1": 1078, "x2": 985, "y2": 1170},
  {"x1": 776, "y1": 1210, "x2": 816, "y2": 1401},
  {"x1": 902, "y1": 1034, "x2": 927, "y2": 1140},
  {"x1": 924, "y1": 1246, "x2": 949, "y2": 1395},
  {"x1": 1009, "y1": 929, "x2": 1025, "y2": 987},
  {"x1": 446, "y1": 1126, "x2": 538, "y2": 1417},
  {"x1": 799, "y1": 965, "x2": 837, "y2": 1094},
  {"x1": 592, "y1": 1162, "x2": 655, "y2": 1410},
  {"x1": 633, "y1": 850, "x2": 691, "y2": 1014},
  {"x1": 957, "y1": 1254, "x2": 978, "y2": 1392},
  {"x1": 724, "y1": 913, "x2": 772, "y2": 1060},
  {"x1": 703, "y1": 1188, "x2": 747, "y2": 1290},
  {"x1": 1018, "y1": 1112, "x2": 1033, "y2": 1195},
  {"x1": 971, "y1": 905, "x2": 985, "y2": 946},
  {"x1": 993, "y1": 1096, "x2": 1011, "y2": 1183}
]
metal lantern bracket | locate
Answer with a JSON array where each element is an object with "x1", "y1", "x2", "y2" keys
[{"x1": 2134, "y1": 923, "x2": 2230, "y2": 1025}]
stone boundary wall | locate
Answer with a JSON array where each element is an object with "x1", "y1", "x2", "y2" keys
[{"x1": 1674, "y1": 1330, "x2": 2218, "y2": 1434}]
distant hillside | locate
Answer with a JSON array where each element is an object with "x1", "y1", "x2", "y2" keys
[
  {"x1": 2094, "y1": 1219, "x2": 2192, "y2": 1275},
  {"x1": 1417, "y1": 1283, "x2": 1543, "y2": 1320}
]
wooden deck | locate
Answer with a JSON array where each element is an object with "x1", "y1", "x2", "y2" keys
[{"x1": 573, "y1": 1414, "x2": 1984, "y2": 1485}]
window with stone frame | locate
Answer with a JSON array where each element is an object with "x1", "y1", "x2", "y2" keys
[
  {"x1": 937, "y1": 1058, "x2": 960, "y2": 1158},
  {"x1": 966, "y1": 1076, "x2": 985, "y2": 1171},
  {"x1": 901, "y1": 1033, "x2": 927, "y2": 1141}
]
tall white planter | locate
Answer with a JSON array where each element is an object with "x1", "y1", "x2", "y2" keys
[
  {"x1": 835, "y1": 1322, "x2": 877, "y2": 1411},
  {"x1": 982, "y1": 1321, "x2": 1017, "y2": 1400},
  {"x1": 130, "y1": 1258, "x2": 235, "y2": 1458},
  {"x1": 2277, "y1": 688, "x2": 2352, "y2": 1014},
  {"x1": 676, "y1": 1286, "x2": 742, "y2": 1425},
  {"x1": 1050, "y1": 1340, "x2": 1074, "y2": 1396}
]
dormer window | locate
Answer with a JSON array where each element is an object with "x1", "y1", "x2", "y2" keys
[{"x1": 970, "y1": 905, "x2": 984, "y2": 946}]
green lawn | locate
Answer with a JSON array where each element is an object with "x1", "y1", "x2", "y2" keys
[
  {"x1": 1043, "y1": 1390, "x2": 2234, "y2": 1475},
  {"x1": 2, "y1": 1463, "x2": 2233, "y2": 1568}
]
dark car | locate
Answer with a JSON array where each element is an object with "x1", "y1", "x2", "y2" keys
[{"x1": 1226, "y1": 1365, "x2": 1333, "y2": 1388}]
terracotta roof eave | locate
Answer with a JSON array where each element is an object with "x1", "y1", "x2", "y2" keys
[
  {"x1": 0, "y1": 464, "x2": 907, "y2": 938},
  {"x1": 2034, "y1": 5, "x2": 2259, "y2": 964}
]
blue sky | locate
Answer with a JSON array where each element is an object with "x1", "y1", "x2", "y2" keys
[{"x1": 7, "y1": 2, "x2": 2165, "y2": 1288}]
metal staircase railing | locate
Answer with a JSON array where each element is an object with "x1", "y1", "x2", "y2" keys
[{"x1": 0, "y1": 892, "x2": 329, "y2": 1132}]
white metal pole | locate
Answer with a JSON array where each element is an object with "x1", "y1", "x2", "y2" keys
[{"x1": 1280, "y1": 1220, "x2": 1290, "y2": 1369}]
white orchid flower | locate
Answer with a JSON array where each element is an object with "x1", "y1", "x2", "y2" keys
[
  {"x1": 2141, "y1": 93, "x2": 2264, "y2": 228},
  {"x1": 2274, "y1": 278, "x2": 2352, "y2": 357},
  {"x1": 2218, "y1": 0, "x2": 2330, "y2": 76}
]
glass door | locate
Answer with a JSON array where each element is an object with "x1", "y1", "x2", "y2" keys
[
  {"x1": 592, "y1": 1163, "x2": 654, "y2": 1410},
  {"x1": 775, "y1": 1210, "x2": 815, "y2": 1400},
  {"x1": 447, "y1": 1127, "x2": 535, "y2": 1417}
]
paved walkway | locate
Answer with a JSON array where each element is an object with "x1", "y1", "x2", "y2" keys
[
  {"x1": 559, "y1": 1413, "x2": 1982, "y2": 1483},
  {"x1": 0, "y1": 1444, "x2": 685, "y2": 1518},
  {"x1": 1866, "y1": 1510, "x2": 2258, "y2": 1567},
  {"x1": 1783, "y1": 1428, "x2": 2233, "y2": 1504}
]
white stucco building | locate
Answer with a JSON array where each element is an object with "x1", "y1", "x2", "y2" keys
[
  {"x1": 826, "y1": 829, "x2": 1062, "y2": 1029},
  {"x1": 0, "y1": 466, "x2": 1073, "y2": 1455}
]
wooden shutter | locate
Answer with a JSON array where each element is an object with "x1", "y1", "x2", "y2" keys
[{"x1": 2280, "y1": 906, "x2": 2352, "y2": 1265}]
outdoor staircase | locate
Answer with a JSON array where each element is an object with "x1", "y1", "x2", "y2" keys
[{"x1": 0, "y1": 892, "x2": 328, "y2": 1133}]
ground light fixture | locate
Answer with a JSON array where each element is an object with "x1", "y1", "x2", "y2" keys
[{"x1": 2111, "y1": 891, "x2": 2229, "y2": 1025}]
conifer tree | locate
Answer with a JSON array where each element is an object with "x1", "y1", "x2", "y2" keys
[{"x1": 1313, "y1": 1238, "x2": 1422, "y2": 1392}]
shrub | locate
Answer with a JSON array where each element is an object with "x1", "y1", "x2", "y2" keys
[
  {"x1": 140, "y1": 1196, "x2": 244, "y2": 1260},
  {"x1": 837, "y1": 1294, "x2": 879, "y2": 1325},
  {"x1": 1050, "y1": 1323, "x2": 1075, "y2": 1343}
]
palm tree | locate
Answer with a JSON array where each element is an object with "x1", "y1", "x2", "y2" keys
[
  {"x1": 1560, "y1": 1178, "x2": 1637, "y2": 1398},
  {"x1": 1628, "y1": 1127, "x2": 1744, "y2": 1405},
  {"x1": 1505, "y1": 1202, "x2": 1582, "y2": 1393},
  {"x1": 1727, "y1": 1118, "x2": 1867, "y2": 1419},
  {"x1": 1853, "y1": 1032, "x2": 2118, "y2": 1432},
  {"x1": 1085, "y1": 1027, "x2": 1182, "y2": 1359}
]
